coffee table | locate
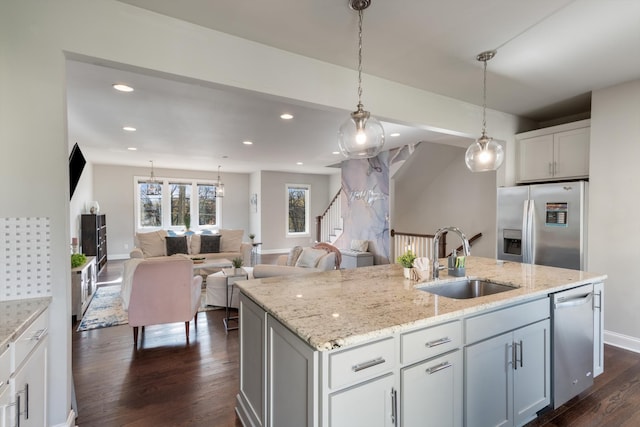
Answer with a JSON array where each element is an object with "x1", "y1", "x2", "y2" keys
[
  {"x1": 191, "y1": 258, "x2": 232, "y2": 277},
  {"x1": 221, "y1": 267, "x2": 248, "y2": 332}
]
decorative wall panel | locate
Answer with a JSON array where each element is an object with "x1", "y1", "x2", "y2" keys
[{"x1": 0, "y1": 217, "x2": 52, "y2": 301}]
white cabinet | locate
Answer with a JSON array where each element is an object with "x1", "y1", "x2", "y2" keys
[
  {"x1": 71, "y1": 256, "x2": 97, "y2": 321},
  {"x1": 517, "y1": 120, "x2": 590, "y2": 183},
  {"x1": 5, "y1": 308, "x2": 49, "y2": 427},
  {"x1": 465, "y1": 299, "x2": 550, "y2": 427},
  {"x1": 401, "y1": 350, "x2": 462, "y2": 427},
  {"x1": 593, "y1": 282, "x2": 605, "y2": 377},
  {"x1": 0, "y1": 346, "x2": 10, "y2": 427},
  {"x1": 329, "y1": 374, "x2": 396, "y2": 427}
]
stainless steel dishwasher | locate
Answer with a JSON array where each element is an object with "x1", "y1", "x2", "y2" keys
[{"x1": 551, "y1": 284, "x2": 594, "y2": 408}]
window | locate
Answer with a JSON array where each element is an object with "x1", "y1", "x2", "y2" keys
[
  {"x1": 135, "y1": 177, "x2": 221, "y2": 230},
  {"x1": 287, "y1": 184, "x2": 310, "y2": 236}
]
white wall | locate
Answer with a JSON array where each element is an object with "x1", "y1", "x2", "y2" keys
[
  {"x1": 394, "y1": 143, "x2": 496, "y2": 257},
  {"x1": 93, "y1": 164, "x2": 250, "y2": 258},
  {"x1": 0, "y1": 1, "x2": 524, "y2": 423},
  {"x1": 589, "y1": 79, "x2": 640, "y2": 351},
  {"x1": 70, "y1": 161, "x2": 94, "y2": 247},
  {"x1": 260, "y1": 171, "x2": 331, "y2": 252}
]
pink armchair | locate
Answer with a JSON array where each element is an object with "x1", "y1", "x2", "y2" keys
[{"x1": 123, "y1": 257, "x2": 202, "y2": 348}]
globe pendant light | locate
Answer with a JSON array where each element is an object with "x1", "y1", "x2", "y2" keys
[
  {"x1": 338, "y1": 0, "x2": 385, "y2": 159},
  {"x1": 465, "y1": 50, "x2": 504, "y2": 172}
]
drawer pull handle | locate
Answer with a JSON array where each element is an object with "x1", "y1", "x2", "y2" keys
[
  {"x1": 352, "y1": 357, "x2": 385, "y2": 372},
  {"x1": 32, "y1": 328, "x2": 47, "y2": 341},
  {"x1": 425, "y1": 337, "x2": 451, "y2": 348},
  {"x1": 426, "y1": 361, "x2": 452, "y2": 375}
]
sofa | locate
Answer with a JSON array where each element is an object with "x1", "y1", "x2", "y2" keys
[
  {"x1": 205, "y1": 244, "x2": 339, "y2": 308},
  {"x1": 129, "y1": 229, "x2": 252, "y2": 267},
  {"x1": 121, "y1": 256, "x2": 202, "y2": 347}
]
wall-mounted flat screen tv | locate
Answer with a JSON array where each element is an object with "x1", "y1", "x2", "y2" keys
[{"x1": 69, "y1": 143, "x2": 86, "y2": 200}]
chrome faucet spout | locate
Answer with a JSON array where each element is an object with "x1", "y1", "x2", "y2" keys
[{"x1": 431, "y1": 226, "x2": 471, "y2": 279}]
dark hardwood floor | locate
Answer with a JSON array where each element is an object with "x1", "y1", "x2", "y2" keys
[{"x1": 73, "y1": 257, "x2": 640, "y2": 426}]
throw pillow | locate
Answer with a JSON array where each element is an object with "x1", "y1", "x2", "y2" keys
[
  {"x1": 200, "y1": 234, "x2": 221, "y2": 253},
  {"x1": 350, "y1": 239, "x2": 369, "y2": 252},
  {"x1": 190, "y1": 234, "x2": 201, "y2": 255},
  {"x1": 220, "y1": 229, "x2": 243, "y2": 252},
  {"x1": 136, "y1": 230, "x2": 167, "y2": 257},
  {"x1": 295, "y1": 248, "x2": 327, "y2": 268},
  {"x1": 287, "y1": 246, "x2": 304, "y2": 266},
  {"x1": 165, "y1": 236, "x2": 188, "y2": 256}
]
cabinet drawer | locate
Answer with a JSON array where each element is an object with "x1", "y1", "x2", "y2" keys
[
  {"x1": 329, "y1": 337, "x2": 395, "y2": 390},
  {"x1": 401, "y1": 320, "x2": 461, "y2": 365},
  {"x1": 0, "y1": 345, "x2": 9, "y2": 392},
  {"x1": 11, "y1": 308, "x2": 48, "y2": 371},
  {"x1": 465, "y1": 298, "x2": 549, "y2": 344}
]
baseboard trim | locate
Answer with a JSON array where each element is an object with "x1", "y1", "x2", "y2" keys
[
  {"x1": 110, "y1": 253, "x2": 130, "y2": 260},
  {"x1": 51, "y1": 409, "x2": 76, "y2": 427},
  {"x1": 604, "y1": 329, "x2": 640, "y2": 353},
  {"x1": 259, "y1": 248, "x2": 290, "y2": 255}
]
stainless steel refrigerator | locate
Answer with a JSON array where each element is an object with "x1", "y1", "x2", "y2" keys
[{"x1": 497, "y1": 181, "x2": 588, "y2": 270}]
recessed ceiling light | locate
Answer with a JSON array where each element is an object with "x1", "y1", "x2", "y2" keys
[
  {"x1": 123, "y1": 126, "x2": 136, "y2": 132},
  {"x1": 113, "y1": 84, "x2": 134, "y2": 92},
  {"x1": 296, "y1": 162, "x2": 303, "y2": 165},
  {"x1": 280, "y1": 113, "x2": 294, "y2": 120},
  {"x1": 332, "y1": 151, "x2": 340, "y2": 155},
  {"x1": 243, "y1": 141, "x2": 253, "y2": 145},
  {"x1": 127, "y1": 147, "x2": 137, "y2": 151},
  {"x1": 390, "y1": 132, "x2": 400, "y2": 137}
]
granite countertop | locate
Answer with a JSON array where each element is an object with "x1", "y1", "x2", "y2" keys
[
  {"x1": 237, "y1": 256, "x2": 607, "y2": 351},
  {"x1": 0, "y1": 297, "x2": 51, "y2": 354}
]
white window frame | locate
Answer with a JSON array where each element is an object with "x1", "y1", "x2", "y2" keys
[
  {"x1": 134, "y1": 176, "x2": 222, "y2": 232},
  {"x1": 286, "y1": 183, "x2": 310, "y2": 237}
]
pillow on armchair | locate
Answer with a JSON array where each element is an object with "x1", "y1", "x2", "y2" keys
[{"x1": 295, "y1": 248, "x2": 327, "y2": 268}]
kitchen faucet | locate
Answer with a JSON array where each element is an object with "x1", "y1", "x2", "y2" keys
[{"x1": 431, "y1": 226, "x2": 471, "y2": 279}]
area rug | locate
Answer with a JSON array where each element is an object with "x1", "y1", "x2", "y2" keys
[{"x1": 76, "y1": 285, "x2": 220, "y2": 332}]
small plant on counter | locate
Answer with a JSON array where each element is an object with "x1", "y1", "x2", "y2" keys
[
  {"x1": 248, "y1": 233, "x2": 255, "y2": 240},
  {"x1": 184, "y1": 213, "x2": 191, "y2": 231},
  {"x1": 396, "y1": 249, "x2": 416, "y2": 268},
  {"x1": 232, "y1": 257, "x2": 244, "y2": 269},
  {"x1": 71, "y1": 253, "x2": 87, "y2": 268}
]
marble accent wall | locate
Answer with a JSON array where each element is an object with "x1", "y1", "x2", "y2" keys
[
  {"x1": 0, "y1": 217, "x2": 52, "y2": 301},
  {"x1": 336, "y1": 153, "x2": 390, "y2": 264}
]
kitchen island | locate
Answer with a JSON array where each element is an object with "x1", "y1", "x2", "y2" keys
[{"x1": 235, "y1": 256, "x2": 606, "y2": 427}]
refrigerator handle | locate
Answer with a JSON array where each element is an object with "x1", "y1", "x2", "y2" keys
[
  {"x1": 528, "y1": 199, "x2": 535, "y2": 265},
  {"x1": 522, "y1": 200, "x2": 529, "y2": 263}
]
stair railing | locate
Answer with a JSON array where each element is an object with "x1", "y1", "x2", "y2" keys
[{"x1": 316, "y1": 189, "x2": 342, "y2": 243}]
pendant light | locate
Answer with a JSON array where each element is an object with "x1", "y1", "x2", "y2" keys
[
  {"x1": 215, "y1": 165, "x2": 225, "y2": 198},
  {"x1": 148, "y1": 160, "x2": 157, "y2": 183},
  {"x1": 338, "y1": 0, "x2": 385, "y2": 159},
  {"x1": 465, "y1": 50, "x2": 504, "y2": 172}
]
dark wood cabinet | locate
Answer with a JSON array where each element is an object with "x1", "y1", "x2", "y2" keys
[{"x1": 81, "y1": 214, "x2": 107, "y2": 272}]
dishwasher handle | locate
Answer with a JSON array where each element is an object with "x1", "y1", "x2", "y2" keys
[{"x1": 554, "y1": 292, "x2": 593, "y2": 309}]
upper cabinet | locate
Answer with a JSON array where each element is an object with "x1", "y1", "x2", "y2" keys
[{"x1": 517, "y1": 120, "x2": 590, "y2": 183}]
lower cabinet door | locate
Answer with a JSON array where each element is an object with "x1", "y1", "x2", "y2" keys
[
  {"x1": 11, "y1": 337, "x2": 47, "y2": 427},
  {"x1": 465, "y1": 333, "x2": 513, "y2": 427},
  {"x1": 329, "y1": 373, "x2": 395, "y2": 427},
  {"x1": 513, "y1": 320, "x2": 550, "y2": 426},
  {"x1": 401, "y1": 350, "x2": 462, "y2": 427},
  {"x1": 0, "y1": 384, "x2": 12, "y2": 427}
]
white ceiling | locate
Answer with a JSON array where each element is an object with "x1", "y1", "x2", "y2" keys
[{"x1": 67, "y1": 0, "x2": 640, "y2": 174}]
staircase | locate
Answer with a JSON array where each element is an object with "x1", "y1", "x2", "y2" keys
[{"x1": 316, "y1": 189, "x2": 342, "y2": 244}]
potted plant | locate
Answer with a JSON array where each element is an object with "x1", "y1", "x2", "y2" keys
[
  {"x1": 232, "y1": 257, "x2": 244, "y2": 273},
  {"x1": 248, "y1": 233, "x2": 255, "y2": 242},
  {"x1": 396, "y1": 249, "x2": 416, "y2": 279},
  {"x1": 184, "y1": 213, "x2": 191, "y2": 231}
]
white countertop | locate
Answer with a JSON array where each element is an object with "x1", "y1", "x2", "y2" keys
[
  {"x1": 0, "y1": 297, "x2": 51, "y2": 354},
  {"x1": 237, "y1": 257, "x2": 607, "y2": 351}
]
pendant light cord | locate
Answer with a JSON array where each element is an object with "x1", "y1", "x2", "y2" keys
[
  {"x1": 357, "y1": 8, "x2": 364, "y2": 107},
  {"x1": 482, "y1": 59, "x2": 487, "y2": 135}
]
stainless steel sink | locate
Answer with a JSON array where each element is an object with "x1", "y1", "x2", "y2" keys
[{"x1": 419, "y1": 279, "x2": 516, "y2": 299}]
